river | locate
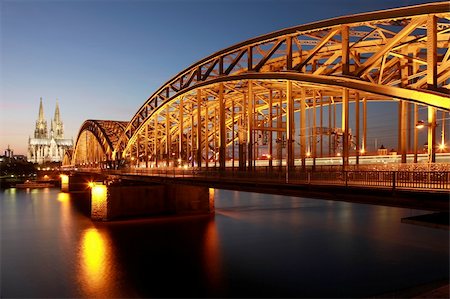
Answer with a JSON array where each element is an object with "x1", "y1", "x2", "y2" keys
[{"x1": 1, "y1": 187, "x2": 448, "y2": 297}]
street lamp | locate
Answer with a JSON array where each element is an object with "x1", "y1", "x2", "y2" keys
[
  {"x1": 415, "y1": 120, "x2": 425, "y2": 129},
  {"x1": 415, "y1": 120, "x2": 437, "y2": 129},
  {"x1": 415, "y1": 120, "x2": 438, "y2": 163}
]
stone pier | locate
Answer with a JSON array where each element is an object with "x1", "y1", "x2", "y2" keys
[
  {"x1": 90, "y1": 183, "x2": 214, "y2": 221},
  {"x1": 61, "y1": 174, "x2": 214, "y2": 221}
]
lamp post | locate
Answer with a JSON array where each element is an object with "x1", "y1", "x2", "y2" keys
[{"x1": 415, "y1": 120, "x2": 437, "y2": 163}]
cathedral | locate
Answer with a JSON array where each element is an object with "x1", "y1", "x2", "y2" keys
[{"x1": 27, "y1": 98, "x2": 73, "y2": 164}]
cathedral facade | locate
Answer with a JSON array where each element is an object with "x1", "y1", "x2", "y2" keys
[{"x1": 27, "y1": 98, "x2": 73, "y2": 164}]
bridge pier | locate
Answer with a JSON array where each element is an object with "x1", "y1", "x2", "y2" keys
[
  {"x1": 60, "y1": 173, "x2": 97, "y2": 193},
  {"x1": 61, "y1": 174, "x2": 214, "y2": 221},
  {"x1": 90, "y1": 183, "x2": 214, "y2": 221}
]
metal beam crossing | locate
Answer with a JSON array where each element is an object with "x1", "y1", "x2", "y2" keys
[{"x1": 67, "y1": 3, "x2": 449, "y2": 170}]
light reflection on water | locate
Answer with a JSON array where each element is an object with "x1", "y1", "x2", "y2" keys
[
  {"x1": 202, "y1": 218, "x2": 224, "y2": 294},
  {"x1": 78, "y1": 228, "x2": 109, "y2": 297},
  {"x1": 0, "y1": 187, "x2": 448, "y2": 298}
]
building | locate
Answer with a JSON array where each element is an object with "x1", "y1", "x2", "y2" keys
[
  {"x1": 4, "y1": 145, "x2": 13, "y2": 158},
  {"x1": 27, "y1": 98, "x2": 73, "y2": 164},
  {"x1": 377, "y1": 144, "x2": 388, "y2": 155}
]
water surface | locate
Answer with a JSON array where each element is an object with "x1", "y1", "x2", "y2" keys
[{"x1": 1, "y1": 188, "x2": 448, "y2": 297}]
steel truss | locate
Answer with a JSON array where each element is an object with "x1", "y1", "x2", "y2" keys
[
  {"x1": 68, "y1": 2, "x2": 450, "y2": 168},
  {"x1": 71, "y1": 120, "x2": 128, "y2": 167}
]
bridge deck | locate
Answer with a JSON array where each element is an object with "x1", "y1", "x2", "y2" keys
[{"x1": 68, "y1": 168, "x2": 450, "y2": 211}]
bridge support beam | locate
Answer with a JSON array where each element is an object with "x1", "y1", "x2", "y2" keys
[
  {"x1": 428, "y1": 107, "x2": 436, "y2": 163},
  {"x1": 154, "y1": 117, "x2": 158, "y2": 167},
  {"x1": 268, "y1": 89, "x2": 273, "y2": 169},
  {"x1": 400, "y1": 101, "x2": 408, "y2": 163},
  {"x1": 277, "y1": 90, "x2": 283, "y2": 169},
  {"x1": 286, "y1": 80, "x2": 294, "y2": 172},
  {"x1": 427, "y1": 14, "x2": 437, "y2": 163},
  {"x1": 355, "y1": 92, "x2": 360, "y2": 165},
  {"x1": 247, "y1": 81, "x2": 253, "y2": 171},
  {"x1": 413, "y1": 104, "x2": 418, "y2": 163},
  {"x1": 166, "y1": 106, "x2": 170, "y2": 167},
  {"x1": 218, "y1": 83, "x2": 226, "y2": 170},
  {"x1": 399, "y1": 49, "x2": 409, "y2": 164},
  {"x1": 300, "y1": 88, "x2": 307, "y2": 170},
  {"x1": 197, "y1": 90, "x2": 202, "y2": 168},
  {"x1": 341, "y1": 88, "x2": 349, "y2": 168},
  {"x1": 179, "y1": 98, "x2": 184, "y2": 165}
]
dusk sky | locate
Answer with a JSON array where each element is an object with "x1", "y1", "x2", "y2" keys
[{"x1": 1, "y1": 0, "x2": 438, "y2": 155}]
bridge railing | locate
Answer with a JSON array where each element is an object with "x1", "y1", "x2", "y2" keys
[{"x1": 110, "y1": 167, "x2": 449, "y2": 191}]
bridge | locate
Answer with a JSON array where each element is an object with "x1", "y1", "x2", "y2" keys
[{"x1": 61, "y1": 2, "x2": 450, "y2": 220}]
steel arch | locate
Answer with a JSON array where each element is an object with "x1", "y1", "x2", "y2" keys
[
  {"x1": 116, "y1": 2, "x2": 450, "y2": 155},
  {"x1": 70, "y1": 120, "x2": 128, "y2": 166}
]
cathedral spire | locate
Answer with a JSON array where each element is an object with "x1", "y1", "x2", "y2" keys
[
  {"x1": 52, "y1": 98, "x2": 64, "y2": 139},
  {"x1": 54, "y1": 98, "x2": 60, "y2": 123},
  {"x1": 38, "y1": 97, "x2": 45, "y2": 121},
  {"x1": 34, "y1": 97, "x2": 48, "y2": 139}
]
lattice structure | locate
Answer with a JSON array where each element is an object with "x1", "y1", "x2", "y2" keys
[
  {"x1": 69, "y1": 3, "x2": 449, "y2": 169},
  {"x1": 70, "y1": 120, "x2": 128, "y2": 167}
]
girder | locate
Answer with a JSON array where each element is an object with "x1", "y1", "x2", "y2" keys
[
  {"x1": 69, "y1": 120, "x2": 128, "y2": 166},
  {"x1": 117, "y1": 2, "x2": 449, "y2": 154},
  {"x1": 70, "y1": 2, "x2": 450, "y2": 169}
]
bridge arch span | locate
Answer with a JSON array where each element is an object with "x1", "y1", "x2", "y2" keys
[
  {"x1": 116, "y1": 1, "x2": 450, "y2": 157},
  {"x1": 122, "y1": 73, "x2": 450, "y2": 170},
  {"x1": 70, "y1": 2, "x2": 449, "y2": 169},
  {"x1": 69, "y1": 120, "x2": 128, "y2": 167}
]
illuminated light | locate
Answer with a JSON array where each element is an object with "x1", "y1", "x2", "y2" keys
[
  {"x1": 178, "y1": 158, "x2": 182, "y2": 163},
  {"x1": 267, "y1": 154, "x2": 271, "y2": 159},
  {"x1": 43, "y1": 175, "x2": 49, "y2": 179},
  {"x1": 209, "y1": 188, "x2": 215, "y2": 212},
  {"x1": 10, "y1": 174, "x2": 14, "y2": 177},
  {"x1": 337, "y1": 153, "x2": 341, "y2": 156},
  {"x1": 92, "y1": 184, "x2": 106, "y2": 196},
  {"x1": 131, "y1": 157, "x2": 135, "y2": 161},
  {"x1": 415, "y1": 120, "x2": 425, "y2": 129},
  {"x1": 91, "y1": 183, "x2": 107, "y2": 220},
  {"x1": 439, "y1": 143, "x2": 446, "y2": 150},
  {"x1": 360, "y1": 148, "x2": 365, "y2": 154},
  {"x1": 79, "y1": 228, "x2": 107, "y2": 295},
  {"x1": 57, "y1": 192, "x2": 70, "y2": 203},
  {"x1": 61, "y1": 174, "x2": 69, "y2": 192},
  {"x1": 183, "y1": 165, "x2": 188, "y2": 169},
  {"x1": 306, "y1": 151, "x2": 311, "y2": 157},
  {"x1": 202, "y1": 219, "x2": 223, "y2": 290},
  {"x1": 88, "y1": 182, "x2": 95, "y2": 188}
]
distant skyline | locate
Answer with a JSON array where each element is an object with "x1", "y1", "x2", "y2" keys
[{"x1": 0, "y1": 0, "x2": 439, "y2": 154}]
